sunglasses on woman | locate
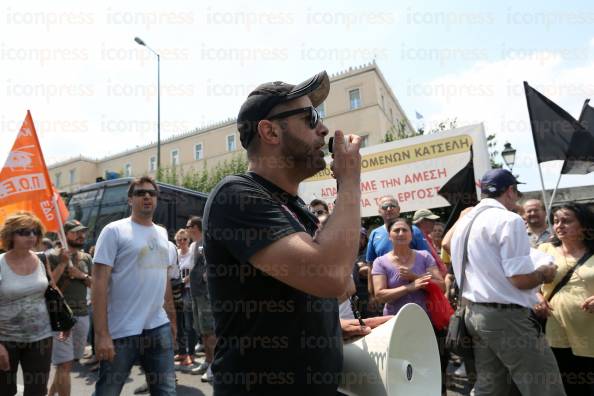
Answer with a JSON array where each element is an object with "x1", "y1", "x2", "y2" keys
[
  {"x1": 14, "y1": 228, "x2": 42, "y2": 237},
  {"x1": 176, "y1": 238, "x2": 188, "y2": 242},
  {"x1": 267, "y1": 106, "x2": 321, "y2": 129}
]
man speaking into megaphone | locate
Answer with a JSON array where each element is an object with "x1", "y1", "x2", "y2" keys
[{"x1": 202, "y1": 71, "x2": 390, "y2": 395}]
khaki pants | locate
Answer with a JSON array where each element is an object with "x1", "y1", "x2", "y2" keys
[{"x1": 465, "y1": 303, "x2": 566, "y2": 396}]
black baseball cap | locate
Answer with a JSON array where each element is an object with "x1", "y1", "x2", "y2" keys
[
  {"x1": 237, "y1": 71, "x2": 330, "y2": 149},
  {"x1": 480, "y1": 169, "x2": 524, "y2": 194}
]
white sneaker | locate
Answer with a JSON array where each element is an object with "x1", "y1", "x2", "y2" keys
[
  {"x1": 454, "y1": 362, "x2": 466, "y2": 376},
  {"x1": 190, "y1": 361, "x2": 209, "y2": 375},
  {"x1": 201, "y1": 365, "x2": 213, "y2": 383}
]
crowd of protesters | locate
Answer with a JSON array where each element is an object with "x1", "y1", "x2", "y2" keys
[
  {"x1": 0, "y1": 70, "x2": 593, "y2": 396},
  {"x1": 1, "y1": 178, "x2": 593, "y2": 395}
]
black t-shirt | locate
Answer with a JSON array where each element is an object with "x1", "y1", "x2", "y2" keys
[{"x1": 203, "y1": 172, "x2": 342, "y2": 396}]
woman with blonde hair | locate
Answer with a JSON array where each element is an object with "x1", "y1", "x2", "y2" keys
[
  {"x1": 0, "y1": 212, "x2": 55, "y2": 395},
  {"x1": 174, "y1": 228, "x2": 198, "y2": 371}
]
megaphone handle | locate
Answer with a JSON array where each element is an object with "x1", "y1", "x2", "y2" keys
[{"x1": 349, "y1": 295, "x2": 366, "y2": 328}]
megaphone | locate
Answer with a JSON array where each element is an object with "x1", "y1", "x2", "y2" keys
[{"x1": 339, "y1": 303, "x2": 441, "y2": 395}]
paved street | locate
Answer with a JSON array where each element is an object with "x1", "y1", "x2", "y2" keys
[
  {"x1": 17, "y1": 348, "x2": 214, "y2": 396},
  {"x1": 15, "y1": 352, "x2": 471, "y2": 395}
]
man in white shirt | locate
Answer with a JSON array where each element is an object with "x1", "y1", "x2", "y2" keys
[
  {"x1": 92, "y1": 176, "x2": 177, "y2": 396},
  {"x1": 451, "y1": 169, "x2": 565, "y2": 396}
]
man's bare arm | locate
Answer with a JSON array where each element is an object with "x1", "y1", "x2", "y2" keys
[
  {"x1": 250, "y1": 132, "x2": 361, "y2": 298},
  {"x1": 92, "y1": 263, "x2": 115, "y2": 361},
  {"x1": 163, "y1": 278, "x2": 177, "y2": 343}
]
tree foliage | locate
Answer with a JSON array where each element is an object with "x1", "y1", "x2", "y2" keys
[{"x1": 158, "y1": 154, "x2": 248, "y2": 193}]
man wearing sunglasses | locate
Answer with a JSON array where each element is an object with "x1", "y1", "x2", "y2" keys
[
  {"x1": 92, "y1": 176, "x2": 177, "y2": 396},
  {"x1": 203, "y1": 71, "x2": 383, "y2": 395}
]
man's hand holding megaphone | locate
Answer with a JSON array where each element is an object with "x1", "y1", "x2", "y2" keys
[{"x1": 341, "y1": 315, "x2": 394, "y2": 341}]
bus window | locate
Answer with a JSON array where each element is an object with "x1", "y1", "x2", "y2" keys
[
  {"x1": 68, "y1": 190, "x2": 100, "y2": 228},
  {"x1": 94, "y1": 204, "x2": 129, "y2": 240},
  {"x1": 102, "y1": 184, "x2": 129, "y2": 204}
]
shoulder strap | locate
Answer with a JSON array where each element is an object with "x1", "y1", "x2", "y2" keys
[
  {"x1": 36, "y1": 252, "x2": 51, "y2": 283},
  {"x1": 546, "y1": 251, "x2": 594, "y2": 302},
  {"x1": 458, "y1": 206, "x2": 501, "y2": 296}
]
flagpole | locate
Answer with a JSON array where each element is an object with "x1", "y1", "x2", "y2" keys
[
  {"x1": 26, "y1": 110, "x2": 69, "y2": 247},
  {"x1": 547, "y1": 165, "x2": 563, "y2": 216},
  {"x1": 523, "y1": 82, "x2": 553, "y2": 230},
  {"x1": 535, "y1": 163, "x2": 552, "y2": 233}
]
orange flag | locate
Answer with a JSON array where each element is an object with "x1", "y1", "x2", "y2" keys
[{"x1": 0, "y1": 111, "x2": 69, "y2": 232}]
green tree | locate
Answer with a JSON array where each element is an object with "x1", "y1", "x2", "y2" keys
[{"x1": 176, "y1": 154, "x2": 248, "y2": 193}]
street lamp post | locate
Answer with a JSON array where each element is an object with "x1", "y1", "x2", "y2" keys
[
  {"x1": 134, "y1": 37, "x2": 161, "y2": 177},
  {"x1": 501, "y1": 142, "x2": 516, "y2": 172}
]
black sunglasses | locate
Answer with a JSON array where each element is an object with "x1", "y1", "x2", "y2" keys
[
  {"x1": 268, "y1": 106, "x2": 320, "y2": 129},
  {"x1": 381, "y1": 203, "x2": 398, "y2": 210},
  {"x1": 132, "y1": 189, "x2": 158, "y2": 197},
  {"x1": 14, "y1": 228, "x2": 42, "y2": 237},
  {"x1": 176, "y1": 238, "x2": 188, "y2": 242},
  {"x1": 312, "y1": 209, "x2": 327, "y2": 216}
]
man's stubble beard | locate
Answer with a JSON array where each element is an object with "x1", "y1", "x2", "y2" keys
[
  {"x1": 68, "y1": 240, "x2": 85, "y2": 249},
  {"x1": 280, "y1": 131, "x2": 325, "y2": 177}
]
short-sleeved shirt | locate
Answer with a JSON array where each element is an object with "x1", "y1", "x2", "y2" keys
[
  {"x1": 93, "y1": 218, "x2": 171, "y2": 340},
  {"x1": 48, "y1": 250, "x2": 92, "y2": 316},
  {"x1": 203, "y1": 172, "x2": 341, "y2": 395},
  {"x1": 178, "y1": 248, "x2": 193, "y2": 289},
  {"x1": 365, "y1": 224, "x2": 429, "y2": 264},
  {"x1": 539, "y1": 243, "x2": 594, "y2": 357},
  {"x1": 372, "y1": 250, "x2": 436, "y2": 315}
]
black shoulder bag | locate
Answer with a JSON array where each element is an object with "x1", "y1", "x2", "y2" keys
[
  {"x1": 37, "y1": 253, "x2": 77, "y2": 332},
  {"x1": 445, "y1": 206, "x2": 494, "y2": 359}
]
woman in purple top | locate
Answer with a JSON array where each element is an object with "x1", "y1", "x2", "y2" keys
[{"x1": 371, "y1": 217, "x2": 445, "y2": 316}]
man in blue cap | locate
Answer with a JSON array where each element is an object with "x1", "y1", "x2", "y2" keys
[{"x1": 450, "y1": 169, "x2": 565, "y2": 395}]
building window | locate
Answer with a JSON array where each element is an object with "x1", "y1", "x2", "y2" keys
[
  {"x1": 227, "y1": 135, "x2": 236, "y2": 152},
  {"x1": 381, "y1": 95, "x2": 385, "y2": 109},
  {"x1": 390, "y1": 108, "x2": 394, "y2": 122},
  {"x1": 194, "y1": 143, "x2": 203, "y2": 160},
  {"x1": 149, "y1": 156, "x2": 156, "y2": 172},
  {"x1": 171, "y1": 149, "x2": 179, "y2": 166},
  {"x1": 54, "y1": 172, "x2": 61, "y2": 187},
  {"x1": 317, "y1": 103, "x2": 326, "y2": 118},
  {"x1": 69, "y1": 169, "x2": 76, "y2": 184},
  {"x1": 124, "y1": 163, "x2": 132, "y2": 177},
  {"x1": 349, "y1": 88, "x2": 361, "y2": 110}
]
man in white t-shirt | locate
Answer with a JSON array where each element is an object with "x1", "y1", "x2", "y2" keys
[{"x1": 92, "y1": 176, "x2": 177, "y2": 396}]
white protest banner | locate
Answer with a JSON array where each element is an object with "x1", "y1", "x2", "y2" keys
[{"x1": 299, "y1": 123, "x2": 491, "y2": 217}]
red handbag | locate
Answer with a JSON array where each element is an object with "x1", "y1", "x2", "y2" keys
[{"x1": 425, "y1": 281, "x2": 454, "y2": 330}]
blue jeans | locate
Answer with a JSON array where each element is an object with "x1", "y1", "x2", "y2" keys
[
  {"x1": 181, "y1": 289, "x2": 198, "y2": 355},
  {"x1": 94, "y1": 323, "x2": 176, "y2": 396}
]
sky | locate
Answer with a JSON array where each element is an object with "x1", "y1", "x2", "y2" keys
[{"x1": 1, "y1": 0, "x2": 594, "y2": 193}]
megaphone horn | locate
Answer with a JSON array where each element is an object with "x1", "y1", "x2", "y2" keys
[{"x1": 339, "y1": 303, "x2": 441, "y2": 395}]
